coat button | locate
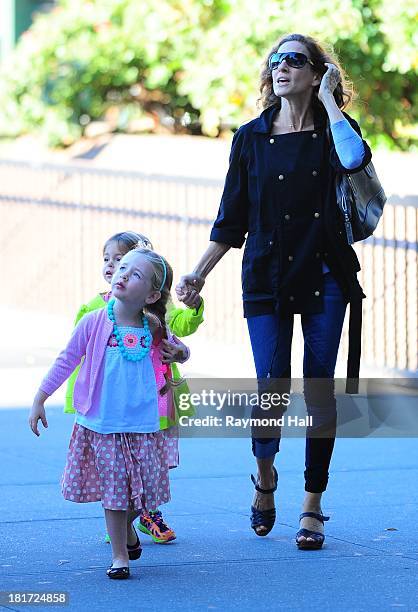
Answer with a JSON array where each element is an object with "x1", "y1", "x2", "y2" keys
[
  {"x1": 316, "y1": 252, "x2": 321, "y2": 258},
  {"x1": 314, "y1": 291, "x2": 320, "y2": 296},
  {"x1": 312, "y1": 170, "x2": 318, "y2": 176},
  {"x1": 312, "y1": 133, "x2": 317, "y2": 139},
  {"x1": 288, "y1": 255, "x2": 293, "y2": 261},
  {"x1": 314, "y1": 212, "x2": 320, "y2": 218},
  {"x1": 278, "y1": 174, "x2": 284, "y2": 180},
  {"x1": 269, "y1": 138, "x2": 274, "y2": 144},
  {"x1": 289, "y1": 295, "x2": 295, "y2": 301},
  {"x1": 269, "y1": 240, "x2": 274, "y2": 245},
  {"x1": 284, "y1": 214, "x2": 290, "y2": 220}
]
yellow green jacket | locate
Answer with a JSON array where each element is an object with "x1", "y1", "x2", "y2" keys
[{"x1": 64, "y1": 293, "x2": 204, "y2": 428}]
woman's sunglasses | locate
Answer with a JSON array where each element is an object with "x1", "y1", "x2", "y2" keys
[{"x1": 268, "y1": 52, "x2": 315, "y2": 71}]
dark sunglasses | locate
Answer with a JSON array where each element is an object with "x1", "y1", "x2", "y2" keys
[{"x1": 268, "y1": 52, "x2": 315, "y2": 71}]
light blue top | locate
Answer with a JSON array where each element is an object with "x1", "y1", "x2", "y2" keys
[
  {"x1": 330, "y1": 119, "x2": 365, "y2": 170},
  {"x1": 76, "y1": 326, "x2": 159, "y2": 434}
]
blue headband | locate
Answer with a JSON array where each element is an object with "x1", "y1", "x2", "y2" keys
[{"x1": 159, "y1": 256, "x2": 167, "y2": 291}]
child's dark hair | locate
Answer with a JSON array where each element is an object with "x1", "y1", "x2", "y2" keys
[{"x1": 104, "y1": 231, "x2": 153, "y2": 255}]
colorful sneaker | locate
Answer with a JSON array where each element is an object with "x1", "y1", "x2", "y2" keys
[
  {"x1": 104, "y1": 532, "x2": 111, "y2": 543},
  {"x1": 138, "y1": 510, "x2": 176, "y2": 544}
]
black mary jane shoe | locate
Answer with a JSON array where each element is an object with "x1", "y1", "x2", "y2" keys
[
  {"x1": 127, "y1": 527, "x2": 142, "y2": 561},
  {"x1": 296, "y1": 511, "x2": 330, "y2": 550},
  {"x1": 106, "y1": 566, "x2": 130, "y2": 580},
  {"x1": 250, "y1": 466, "x2": 278, "y2": 537}
]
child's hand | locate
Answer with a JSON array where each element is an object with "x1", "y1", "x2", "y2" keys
[
  {"x1": 160, "y1": 337, "x2": 189, "y2": 364},
  {"x1": 176, "y1": 274, "x2": 205, "y2": 302},
  {"x1": 181, "y1": 290, "x2": 202, "y2": 310},
  {"x1": 29, "y1": 392, "x2": 49, "y2": 436}
]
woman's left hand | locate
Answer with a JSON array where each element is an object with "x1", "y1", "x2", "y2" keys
[
  {"x1": 318, "y1": 62, "x2": 341, "y2": 102},
  {"x1": 160, "y1": 336, "x2": 189, "y2": 364}
]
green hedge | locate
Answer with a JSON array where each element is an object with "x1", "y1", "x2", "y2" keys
[{"x1": 0, "y1": 0, "x2": 416, "y2": 148}]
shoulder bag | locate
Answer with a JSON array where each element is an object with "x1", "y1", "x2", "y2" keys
[{"x1": 327, "y1": 124, "x2": 387, "y2": 245}]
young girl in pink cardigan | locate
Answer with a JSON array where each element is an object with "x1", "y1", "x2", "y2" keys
[
  {"x1": 29, "y1": 248, "x2": 188, "y2": 580},
  {"x1": 65, "y1": 230, "x2": 203, "y2": 544}
]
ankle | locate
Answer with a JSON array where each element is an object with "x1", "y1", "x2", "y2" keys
[
  {"x1": 302, "y1": 492, "x2": 322, "y2": 512},
  {"x1": 127, "y1": 523, "x2": 138, "y2": 542},
  {"x1": 257, "y1": 466, "x2": 277, "y2": 488},
  {"x1": 112, "y1": 556, "x2": 129, "y2": 567},
  {"x1": 302, "y1": 503, "x2": 322, "y2": 512}
]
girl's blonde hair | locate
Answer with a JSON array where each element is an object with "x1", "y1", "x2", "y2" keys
[
  {"x1": 131, "y1": 247, "x2": 173, "y2": 334},
  {"x1": 258, "y1": 33, "x2": 353, "y2": 112},
  {"x1": 132, "y1": 247, "x2": 176, "y2": 395}
]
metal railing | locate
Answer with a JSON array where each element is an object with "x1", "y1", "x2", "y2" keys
[{"x1": 1, "y1": 159, "x2": 416, "y2": 375}]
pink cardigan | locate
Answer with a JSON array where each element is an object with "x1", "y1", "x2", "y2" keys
[{"x1": 40, "y1": 308, "x2": 182, "y2": 418}]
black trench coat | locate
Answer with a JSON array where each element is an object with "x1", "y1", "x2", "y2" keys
[{"x1": 210, "y1": 103, "x2": 372, "y2": 390}]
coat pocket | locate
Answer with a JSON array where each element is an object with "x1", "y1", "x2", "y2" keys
[{"x1": 242, "y1": 230, "x2": 279, "y2": 298}]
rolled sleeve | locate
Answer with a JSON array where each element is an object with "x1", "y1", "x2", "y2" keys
[
  {"x1": 209, "y1": 226, "x2": 246, "y2": 247},
  {"x1": 210, "y1": 127, "x2": 249, "y2": 248}
]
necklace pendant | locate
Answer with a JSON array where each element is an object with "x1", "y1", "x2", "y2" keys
[{"x1": 107, "y1": 299, "x2": 152, "y2": 362}]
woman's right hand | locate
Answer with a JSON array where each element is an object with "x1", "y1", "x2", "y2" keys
[
  {"x1": 29, "y1": 393, "x2": 49, "y2": 436},
  {"x1": 176, "y1": 273, "x2": 205, "y2": 302},
  {"x1": 318, "y1": 62, "x2": 341, "y2": 103}
]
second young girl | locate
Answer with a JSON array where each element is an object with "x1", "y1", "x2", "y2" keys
[
  {"x1": 29, "y1": 248, "x2": 188, "y2": 579},
  {"x1": 64, "y1": 231, "x2": 204, "y2": 543}
]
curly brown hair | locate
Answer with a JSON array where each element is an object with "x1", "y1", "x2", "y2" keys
[{"x1": 258, "y1": 33, "x2": 353, "y2": 112}]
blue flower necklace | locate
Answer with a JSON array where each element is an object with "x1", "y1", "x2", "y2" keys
[{"x1": 107, "y1": 298, "x2": 152, "y2": 362}]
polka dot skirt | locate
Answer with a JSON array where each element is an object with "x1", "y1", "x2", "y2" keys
[
  {"x1": 61, "y1": 424, "x2": 171, "y2": 511},
  {"x1": 161, "y1": 425, "x2": 179, "y2": 469}
]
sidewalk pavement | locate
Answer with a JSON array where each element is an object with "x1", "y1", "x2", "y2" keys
[
  {"x1": 0, "y1": 305, "x2": 417, "y2": 610},
  {"x1": 0, "y1": 405, "x2": 417, "y2": 612}
]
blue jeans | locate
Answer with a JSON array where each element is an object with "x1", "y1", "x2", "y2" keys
[{"x1": 247, "y1": 273, "x2": 347, "y2": 493}]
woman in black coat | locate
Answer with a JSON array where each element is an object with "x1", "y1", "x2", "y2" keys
[{"x1": 176, "y1": 33, "x2": 372, "y2": 549}]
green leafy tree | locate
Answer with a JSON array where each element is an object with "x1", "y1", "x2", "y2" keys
[{"x1": 0, "y1": 0, "x2": 416, "y2": 148}]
